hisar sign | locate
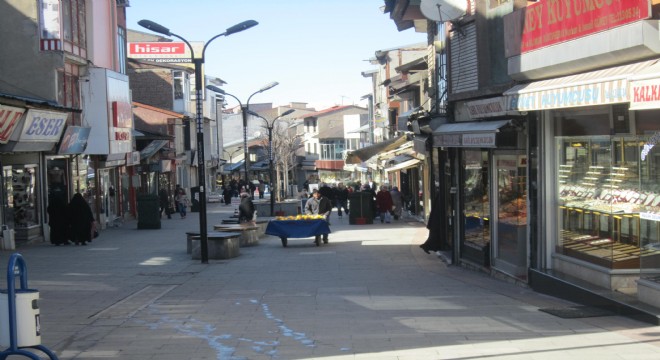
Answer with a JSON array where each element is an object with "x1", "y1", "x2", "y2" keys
[
  {"x1": 128, "y1": 41, "x2": 203, "y2": 63},
  {"x1": 520, "y1": 0, "x2": 650, "y2": 53}
]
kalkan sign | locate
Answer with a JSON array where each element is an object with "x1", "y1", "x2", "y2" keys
[
  {"x1": 128, "y1": 42, "x2": 192, "y2": 63},
  {"x1": 520, "y1": 0, "x2": 650, "y2": 53},
  {"x1": 630, "y1": 78, "x2": 660, "y2": 110}
]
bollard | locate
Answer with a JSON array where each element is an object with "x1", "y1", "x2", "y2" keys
[{"x1": 0, "y1": 253, "x2": 58, "y2": 360}]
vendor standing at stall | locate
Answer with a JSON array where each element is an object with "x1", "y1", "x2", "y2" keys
[{"x1": 305, "y1": 189, "x2": 333, "y2": 244}]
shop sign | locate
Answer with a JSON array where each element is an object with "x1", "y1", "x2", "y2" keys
[
  {"x1": 465, "y1": 97, "x2": 507, "y2": 119},
  {"x1": 58, "y1": 126, "x2": 91, "y2": 154},
  {"x1": 520, "y1": 0, "x2": 650, "y2": 53},
  {"x1": 508, "y1": 80, "x2": 627, "y2": 111},
  {"x1": 126, "y1": 151, "x2": 140, "y2": 166},
  {"x1": 630, "y1": 78, "x2": 660, "y2": 110},
  {"x1": 641, "y1": 131, "x2": 660, "y2": 161},
  {"x1": 463, "y1": 133, "x2": 496, "y2": 147},
  {"x1": 0, "y1": 105, "x2": 25, "y2": 144},
  {"x1": 434, "y1": 133, "x2": 461, "y2": 147},
  {"x1": 127, "y1": 41, "x2": 203, "y2": 63},
  {"x1": 641, "y1": 212, "x2": 660, "y2": 222},
  {"x1": 20, "y1": 109, "x2": 67, "y2": 142}
]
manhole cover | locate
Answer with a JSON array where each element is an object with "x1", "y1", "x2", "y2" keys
[{"x1": 539, "y1": 305, "x2": 615, "y2": 319}]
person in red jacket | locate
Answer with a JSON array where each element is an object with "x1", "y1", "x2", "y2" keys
[{"x1": 376, "y1": 185, "x2": 394, "y2": 223}]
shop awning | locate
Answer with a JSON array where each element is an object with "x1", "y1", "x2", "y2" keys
[
  {"x1": 433, "y1": 120, "x2": 511, "y2": 148},
  {"x1": 345, "y1": 135, "x2": 409, "y2": 164},
  {"x1": 140, "y1": 139, "x2": 168, "y2": 160},
  {"x1": 250, "y1": 160, "x2": 270, "y2": 171},
  {"x1": 223, "y1": 160, "x2": 244, "y2": 173},
  {"x1": 629, "y1": 60, "x2": 660, "y2": 110},
  {"x1": 384, "y1": 154, "x2": 421, "y2": 173},
  {"x1": 504, "y1": 59, "x2": 657, "y2": 111}
]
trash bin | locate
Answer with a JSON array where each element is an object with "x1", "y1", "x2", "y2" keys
[
  {"x1": 190, "y1": 186, "x2": 200, "y2": 212},
  {"x1": 137, "y1": 194, "x2": 161, "y2": 229},
  {"x1": 348, "y1": 192, "x2": 374, "y2": 225},
  {"x1": 0, "y1": 289, "x2": 40, "y2": 347}
]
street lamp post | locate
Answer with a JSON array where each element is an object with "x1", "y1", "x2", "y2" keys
[
  {"x1": 139, "y1": 19, "x2": 258, "y2": 264},
  {"x1": 247, "y1": 109, "x2": 295, "y2": 215},
  {"x1": 205, "y1": 83, "x2": 278, "y2": 185}
]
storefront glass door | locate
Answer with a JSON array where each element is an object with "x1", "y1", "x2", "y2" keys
[{"x1": 492, "y1": 152, "x2": 528, "y2": 280}]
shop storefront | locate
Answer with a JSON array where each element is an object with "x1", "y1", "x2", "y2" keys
[
  {"x1": 0, "y1": 107, "x2": 68, "y2": 243},
  {"x1": 434, "y1": 118, "x2": 529, "y2": 280},
  {"x1": 504, "y1": 59, "x2": 660, "y2": 293}
]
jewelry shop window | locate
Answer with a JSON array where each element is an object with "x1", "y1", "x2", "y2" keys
[{"x1": 555, "y1": 108, "x2": 660, "y2": 269}]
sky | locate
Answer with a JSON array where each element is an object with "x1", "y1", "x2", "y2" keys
[{"x1": 126, "y1": 0, "x2": 426, "y2": 111}]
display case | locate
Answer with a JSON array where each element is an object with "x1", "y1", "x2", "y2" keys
[
  {"x1": 556, "y1": 136, "x2": 660, "y2": 269},
  {"x1": 4, "y1": 166, "x2": 40, "y2": 241},
  {"x1": 462, "y1": 150, "x2": 490, "y2": 266}
]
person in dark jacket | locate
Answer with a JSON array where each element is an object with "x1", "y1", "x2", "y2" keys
[
  {"x1": 420, "y1": 192, "x2": 445, "y2": 254},
  {"x1": 375, "y1": 185, "x2": 393, "y2": 223},
  {"x1": 334, "y1": 182, "x2": 349, "y2": 217},
  {"x1": 47, "y1": 195, "x2": 69, "y2": 245},
  {"x1": 238, "y1": 192, "x2": 255, "y2": 223},
  {"x1": 67, "y1": 193, "x2": 95, "y2": 246},
  {"x1": 159, "y1": 188, "x2": 171, "y2": 219},
  {"x1": 305, "y1": 189, "x2": 333, "y2": 244}
]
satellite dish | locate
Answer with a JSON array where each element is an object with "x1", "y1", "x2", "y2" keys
[{"x1": 420, "y1": 0, "x2": 467, "y2": 22}]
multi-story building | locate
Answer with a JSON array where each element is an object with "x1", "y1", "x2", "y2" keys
[
  {"x1": 298, "y1": 105, "x2": 368, "y2": 185},
  {"x1": 386, "y1": 0, "x2": 660, "y2": 318},
  {"x1": 0, "y1": 0, "x2": 131, "y2": 244}
]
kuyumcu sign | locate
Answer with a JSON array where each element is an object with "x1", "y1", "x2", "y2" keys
[{"x1": 520, "y1": 0, "x2": 651, "y2": 53}]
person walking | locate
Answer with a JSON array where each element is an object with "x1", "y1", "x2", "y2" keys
[
  {"x1": 67, "y1": 193, "x2": 95, "y2": 246},
  {"x1": 159, "y1": 188, "x2": 171, "y2": 219},
  {"x1": 376, "y1": 185, "x2": 394, "y2": 223},
  {"x1": 238, "y1": 192, "x2": 255, "y2": 223},
  {"x1": 47, "y1": 195, "x2": 69, "y2": 245},
  {"x1": 390, "y1": 186, "x2": 403, "y2": 220},
  {"x1": 305, "y1": 189, "x2": 332, "y2": 244},
  {"x1": 335, "y1": 182, "x2": 349, "y2": 218},
  {"x1": 176, "y1": 188, "x2": 189, "y2": 219}
]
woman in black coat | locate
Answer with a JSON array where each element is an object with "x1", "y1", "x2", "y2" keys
[
  {"x1": 67, "y1": 193, "x2": 95, "y2": 245},
  {"x1": 47, "y1": 195, "x2": 69, "y2": 245}
]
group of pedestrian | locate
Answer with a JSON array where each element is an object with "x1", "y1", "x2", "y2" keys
[
  {"x1": 159, "y1": 185, "x2": 190, "y2": 220},
  {"x1": 47, "y1": 193, "x2": 96, "y2": 246}
]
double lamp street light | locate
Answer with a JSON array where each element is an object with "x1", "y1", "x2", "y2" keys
[
  {"x1": 247, "y1": 108, "x2": 295, "y2": 215},
  {"x1": 138, "y1": 18, "x2": 258, "y2": 264},
  {"x1": 205, "y1": 83, "x2": 278, "y2": 184}
]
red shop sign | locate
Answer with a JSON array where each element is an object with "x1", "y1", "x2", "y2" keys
[{"x1": 521, "y1": 0, "x2": 651, "y2": 53}]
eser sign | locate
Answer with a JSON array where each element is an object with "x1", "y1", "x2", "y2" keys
[{"x1": 20, "y1": 109, "x2": 67, "y2": 141}]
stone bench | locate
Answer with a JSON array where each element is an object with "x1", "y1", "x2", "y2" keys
[
  {"x1": 185, "y1": 231, "x2": 200, "y2": 254},
  {"x1": 190, "y1": 232, "x2": 241, "y2": 260},
  {"x1": 221, "y1": 219, "x2": 240, "y2": 224},
  {"x1": 254, "y1": 217, "x2": 276, "y2": 238},
  {"x1": 212, "y1": 223, "x2": 259, "y2": 247}
]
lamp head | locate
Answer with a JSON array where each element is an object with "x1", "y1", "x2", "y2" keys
[
  {"x1": 259, "y1": 81, "x2": 279, "y2": 93},
  {"x1": 206, "y1": 85, "x2": 225, "y2": 94},
  {"x1": 138, "y1": 20, "x2": 171, "y2": 36},
  {"x1": 246, "y1": 109, "x2": 260, "y2": 117},
  {"x1": 281, "y1": 109, "x2": 295, "y2": 116},
  {"x1": 226, "y1": 20, "x2": 259, "y2": 36}
]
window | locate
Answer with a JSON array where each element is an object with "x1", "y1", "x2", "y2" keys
[
  {"x1": 57, "y1": 63, "x2": 81, "y2": 124},
  {"x1": 61, "y1": 0, "x2": 86, "y2": 56},
  {"x1": 117, "y1": 26, "x2": 126, "y2": 74}
]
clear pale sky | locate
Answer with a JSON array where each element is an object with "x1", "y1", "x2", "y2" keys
[{"x1": 126, "y1": 0, "x2": 425, "y2": 110}]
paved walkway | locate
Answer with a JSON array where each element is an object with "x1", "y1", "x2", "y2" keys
[{"x1": 1, "y1": 202, "x2": 660, "y2": 359}]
